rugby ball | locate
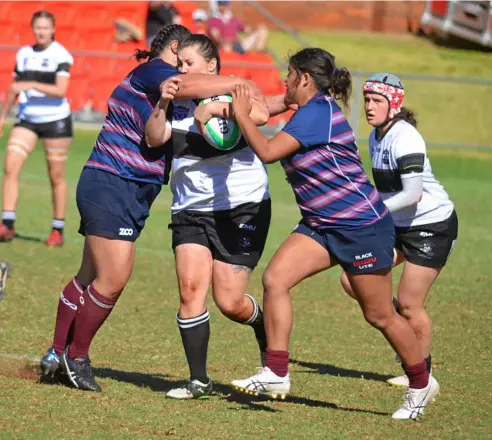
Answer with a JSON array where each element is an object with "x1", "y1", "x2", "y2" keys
[{"x1": 199, "y1": 95, "x2": 241, "y2": 151}]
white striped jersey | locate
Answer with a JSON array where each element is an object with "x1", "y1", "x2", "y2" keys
[
  {"x1": 169, "y1": 98, "x2": 269, "y2": 213},
  {"x1": 369, "y1": 120, "x2": 454, "y2": 227},
  {"x1": 14, "y1": 41, "x2": 73, "y2": 123}
]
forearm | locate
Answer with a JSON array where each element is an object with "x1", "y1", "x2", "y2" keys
[
  {"x1": 382, "y1": 175, "x2": 423, "y2": 212},
  {"x1": 145, "y1": 103, "x2": 171, "y2": 148},
  {"x1": 265, "y1": 94, "x2": 298, "y2": 117},
  {"x1": 0, "y1": 87, "x2": 17, "y2": 121},
  {"x1": 171, "y1": 74, "x2": 248, "y2": 100},
  {"x1": 207, "y1": 102, "x2": 269, "y2": 126},
  {"x1": 29, "y1": 81, "x2": 68, "y2": 98},
  {"x1": 235, "y1": 114, "x2": 275, "y2": 163}
]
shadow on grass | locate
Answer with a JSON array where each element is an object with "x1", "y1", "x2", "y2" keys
[
  {"x1": 14, "y1": 233, "x2": 43, "y2": 243},
  {"x1": 290, "y1": 359, "x2": 393, "y2": 383},
  {"x1": 224, "y1": 392, "x2": 390, "y2": 416}
]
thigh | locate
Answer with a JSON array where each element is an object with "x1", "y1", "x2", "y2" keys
[
  {"x1": 212, "y1": 259, "x2": 250, "y2": 303},
  {"x1": 42, "y1": 137, "x2": 72, "y2": 165},
  {"x1": 5, "y1": 126, "x2": 38, "y2": 166},
  {"x1": 175, "y1": 243, "x2": 213, "y2": 298},
  {"x1": 397, "y1": 260, "x2": 441, "y2": 309},
  {"x1": 86, "y1": 234, "x2": 136, "y2": 287},
  {"x1": 346, "y1": 269, "x2": 394, "y2": 317},
  {"x1": 210, "y1": 199, "x2": 271, "y2": 269},
  {"x1": 265, "y1": 225, "x2": 335, "y2": 290}
]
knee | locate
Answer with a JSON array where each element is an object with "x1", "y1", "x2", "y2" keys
[
  {"x1": 215, "y1": 295, "x2": 243, "y2": 319},
  {"x1": 179, "y1": 278, "x2": 206, "y2": 307},
  {"x1": 48, "y1": 167, "x2": 66, "y2": 185},
  {"x1": 363, "y1": 309, "x2": 395, "y2": 331},
  {"x1": 398, "y1": 300, "x2": 428, "y2": 322},
  {"x1": 262, "y1": 269, "x2": 279, "y2": 293},
  {"x1": 257, "y1": 24, "x2": 268, "y2": 35}
]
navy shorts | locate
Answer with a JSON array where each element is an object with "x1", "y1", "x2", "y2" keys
[
  {"x1": 76, "y1": 168, "x2": 161, "y2": 242},
  {"x1": 294, "y1": 214, "x2": 395, "y2": 274}
]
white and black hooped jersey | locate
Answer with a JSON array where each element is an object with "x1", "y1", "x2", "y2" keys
[
  {"x1": 14, "y1": 41, "x2": 73, "y2": 123},
  {"x1": 369, "y1": 120, "x2": 454, "y2": 227},
  {"x1": 169, "y1": 98, "x2": 269, "y2": 213}
]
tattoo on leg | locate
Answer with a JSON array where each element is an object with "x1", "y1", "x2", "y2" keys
[{"x1": 231, "y1": 264, "x2": 252, "y2": 278}]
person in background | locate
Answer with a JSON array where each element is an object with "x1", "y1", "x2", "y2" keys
[
  {"x1": 190, "y1": 9, "x2": 208, "y2": 35},
  {"x1": 146, "y1": 1, "x2": 182, "y2": 46},
  {"x1": 207, "y1": 0, "x2": 268, "y2": 54},
  {"x1": 0, "y1": 10, "x2": 73, "y2": 246}
]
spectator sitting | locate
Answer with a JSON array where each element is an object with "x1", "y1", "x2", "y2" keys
[
  {"x1": 207, "y1": 0, "x2": 268, "y2": 54},
  {"x1": 191, "y1": 9, "x2": 208, "y2": 35},
  {"x1": 146, "y1": 1, "x2": 182, "y2": 46}
]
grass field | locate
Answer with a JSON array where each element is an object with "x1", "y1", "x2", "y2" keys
[{"x1": 0, "y1": 123, "x2": 491, "y2": 439}]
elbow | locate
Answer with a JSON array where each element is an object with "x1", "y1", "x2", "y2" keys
[
  {"x1": 257, "y1": 152, "x2": 276, "y2": 164},
  {"x1": 145, "y1": 134, "x2": 161, "y2": 149},
  {"x1": 256, "y1": 112, "x2": 269, "y2": 127}
]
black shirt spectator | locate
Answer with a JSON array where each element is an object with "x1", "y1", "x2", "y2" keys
[{"x1": 146, "y1": 1, "x2": 181, "y2": 45}]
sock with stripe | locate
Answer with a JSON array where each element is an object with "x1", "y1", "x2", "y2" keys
[
  {"x1": 177, "y1": 310, "x2": 210, "y2": 384},
  {"x1": 2, "y1": 211, "x2": 15, "y2": 230},
  {"x1": 68, "y1": 284, "x2": 117, "y2": 359},
  {"x1": 241, "y1": 294, "x2": 267, "y2": 352},
  {"x1": 52, "y1": 277, "x2": 85, "y2": 355},
  {"x1": 52, "y1": 218, "x2": 65, "y2": 234}
]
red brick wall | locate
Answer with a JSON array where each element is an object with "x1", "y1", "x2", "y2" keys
[{"x1": 197, "y1": 1, "x2": 427, "y2": 33}]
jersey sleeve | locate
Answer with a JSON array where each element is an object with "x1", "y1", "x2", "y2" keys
[
  {"x1": 56, "y1": 46, "x2": 74, "y2": 77},
  {"x1": 282, "y1": 101, "x2": 331, "y2": 149},
  {"x1": 13, "y1": 48, "x2": 23, "y2": 79},
  {"x1": 393, "y1": 126, "x2": 426, "y2": 177}
]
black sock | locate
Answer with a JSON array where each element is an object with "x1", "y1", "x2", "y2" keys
[
  {"x1": 177, "y1": 310, "x2": 210, "y2": 384},
  {"x1": 425, "y1": 354, "x2": 432, "y2": 373},
  {"x1": 243, "y1": 294, "x2": 267, "y2": 352}
]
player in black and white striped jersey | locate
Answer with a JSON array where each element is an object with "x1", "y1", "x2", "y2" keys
[
  {"x1": 341, "y1": 73, "x2": 458, "y2": 404},
  {"x1": 146, "y1": 35, "x2": 270, "y2": 400},
  {"x1": 0, "y1": 10, "x2": 73, "y2": 246}
]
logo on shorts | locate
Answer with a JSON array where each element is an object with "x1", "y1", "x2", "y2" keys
[
  {"x1": 353, "y1": 252, "x2": 377, "y2": 270},
  {"x1": 119, "y1": 228, "x2": 134, "y2": 236},
  {"x1": 238, "y1": 236, "x2": 252, "y2": 249},
  {"x1": 419, "y1": 231, "x2": 434, "y2": 237},
  {"x1": 239, "y1": 223, "x2": 256, "y2": 231},
  {"x1": 56, "y1": 119, "x2": 66, "y2": 131}
]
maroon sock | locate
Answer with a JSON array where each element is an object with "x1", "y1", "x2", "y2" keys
[
  {"x1": 52, "y1": 278, "x2": 85, "y2": 355},
  {"x1": 266, "y1": 348, "x2": 289, "y2": 377},
  {"x1": 67, "y1": 284, "x2": 117, "y2": 359},
  {"x1": 403, "y1": 360, "x2": 429, "y2": 389}
]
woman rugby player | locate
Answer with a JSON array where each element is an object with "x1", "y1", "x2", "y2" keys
[
  {"x1": 229, "y1": 49, "x2": 439, "y2": 419},
  {"x1": 147, "y1": 35, "x2": 270, "y2": 399},
  {"x1": 0, "y1": 11, "x2": 73, "y2": 246},
  {"x1": 340, "y1": 73, "x2": 458, "y2": 388},
  {"x1": 39, "y1": 25, "x2": 264, "y2": 392}
]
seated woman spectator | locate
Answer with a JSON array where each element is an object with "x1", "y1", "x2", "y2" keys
[
  {"x1": 146, "y1": 1, "x2": 182, "y2": 46},
  {"x1": 207, "y1": 0, "x2": 268, "y2": 53}
]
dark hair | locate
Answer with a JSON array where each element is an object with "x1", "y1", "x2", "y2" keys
[
  {"x1": 393, "y1": 106, "x2": 418, "y2": 127},
  {"x1": 134, "y1": 24, "x2": 191, "y2": 62},
  {"x1": 31, "y1": 10, "x2": 56, "y2": 27},
  {"x1": 178, "y1": 34, "x2": 221, "y2": 74},
  {"x1": 289, "y1": 48, "x2": 352, "y2": 108}
]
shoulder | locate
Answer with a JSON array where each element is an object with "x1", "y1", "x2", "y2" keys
[
  {"x1": 390, "y1": 120, "x2": 426, "y2": 155},
  {"x1": 51, "y1": 42, "x2": 73, "y2": 63},
  {"x1": 16, "y1": 45, "x2": 32, "y2": 59}
]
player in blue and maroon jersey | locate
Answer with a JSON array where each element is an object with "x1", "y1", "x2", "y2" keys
[
  {"x1": 229, "y1": 48, "x2": 439, "y2": 420},
  {"x1": 39, "y1": 24, "x2": 264, "y2": 392}
]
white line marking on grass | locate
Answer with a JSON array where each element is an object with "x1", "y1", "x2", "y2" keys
[{"x1": 0, "y1": 353, "x2": 40, "y2": 363}]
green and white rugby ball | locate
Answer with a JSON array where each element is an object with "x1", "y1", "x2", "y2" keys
[{"x1": 200, "y1": 95, "x2": 241, "y2": 151}]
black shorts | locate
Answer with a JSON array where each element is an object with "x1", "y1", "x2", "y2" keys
[
  {"x1": 14, "y1": 115, "x2": 73, "y2": 139},
  {"x1": 77, "y1": 167, "x2": 161, "y2": 242},
  {"x1": 169, "y1": 199, "x2": 271, "y2": 269},
  {"x1": 395, "y1": 210, "x2": 458, "y2": 268}
]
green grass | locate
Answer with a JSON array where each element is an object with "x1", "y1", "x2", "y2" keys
[
  {"x1": 267, "y1": 30, "x2": 492, "y2": 148},
  {"x1": 0, "y1": 125, "x2": 491, "y2": 439}
]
